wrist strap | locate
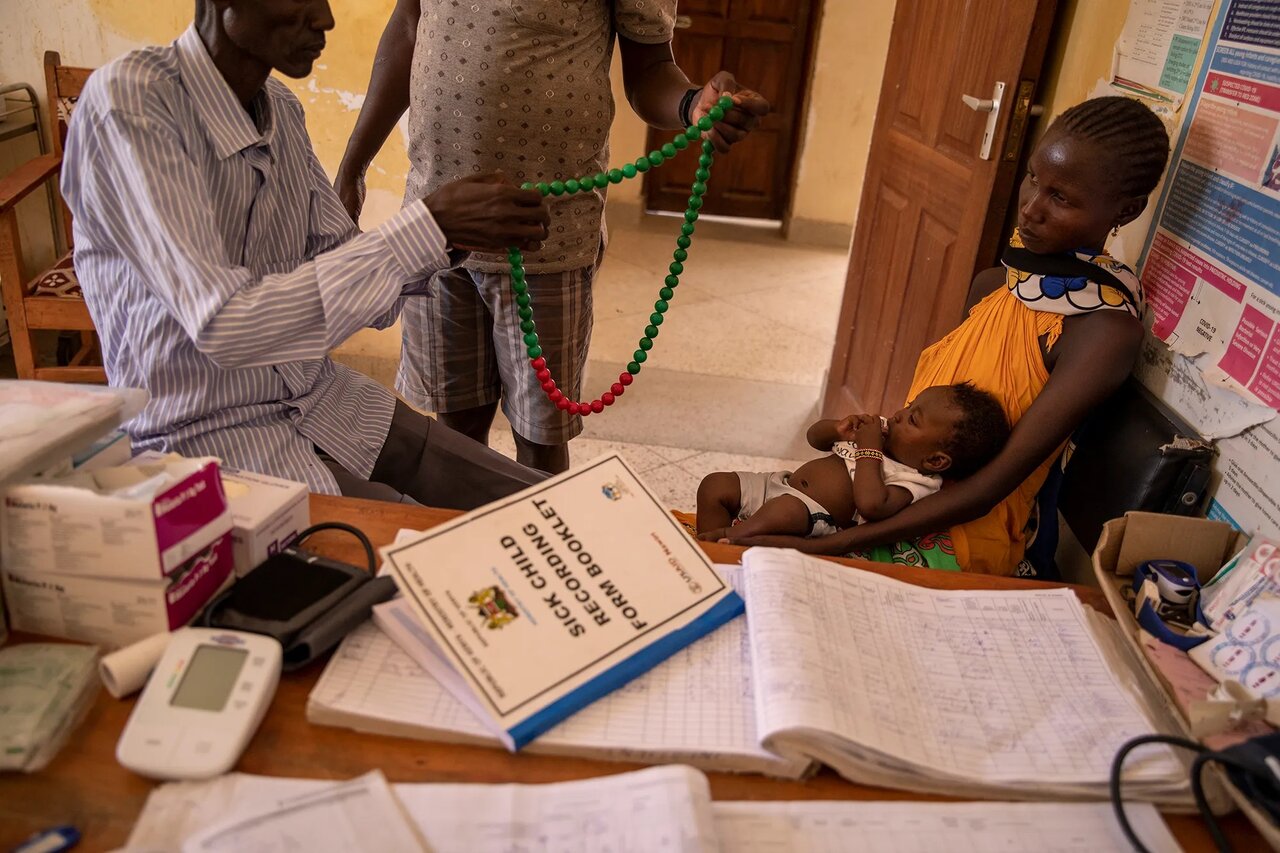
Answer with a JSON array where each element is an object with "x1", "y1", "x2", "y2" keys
[
  {"x1": 679, "y1": 87, "x2": 701, "y2": 129},
  {"x1": 852, "y1": 448, "x2": 884, "y2": 462}
]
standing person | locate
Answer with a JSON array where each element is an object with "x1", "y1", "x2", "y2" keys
[
  {"x1": 61, "y1": 0, "x2": 552, "y2": 508},
  {"x1": 337, "y1": 1, "x2": 770, "y2": 473}
]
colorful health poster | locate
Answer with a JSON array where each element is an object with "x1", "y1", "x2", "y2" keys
[{"x1": 1142, "y1": 0, "x2": 1280, "y2": 410}]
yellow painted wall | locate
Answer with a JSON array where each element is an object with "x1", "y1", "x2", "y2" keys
[{"x1": 1036, "y1": 0, "x2": 1129, "y2": 135}]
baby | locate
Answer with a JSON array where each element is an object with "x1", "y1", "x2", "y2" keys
[{"x1": 696, "y1": 382, "x2": 1009, "y2": 541}]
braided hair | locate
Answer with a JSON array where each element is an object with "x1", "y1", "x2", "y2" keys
[
  {"x1": 941, "y1": 382, "x2": 1010, "y2": 480},
  {"x1": 1049, "y1": 96, "x2": 1171, "y2": 199}
]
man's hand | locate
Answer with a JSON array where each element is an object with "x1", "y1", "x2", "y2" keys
[
  {"x1": 334, "y1": 170, "x2": 367, "y2": 224},
  {"x1": 691, "y1": 71, "x2": 770, "y2": 153},
  {"x1": 854, "y1": 414, "x2": 886, "y2": 451},
  {"x1": 425, "y1": 172, "x2": 550, "y2": 253}
]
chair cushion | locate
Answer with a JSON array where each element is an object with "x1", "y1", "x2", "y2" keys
[{"x1": 29, "y1": 252, "x2": 81, "y2": 298}]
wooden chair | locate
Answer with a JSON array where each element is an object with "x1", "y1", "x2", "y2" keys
[{"x1": 0, "y1": 51, "x2": 103, "y2": 382}]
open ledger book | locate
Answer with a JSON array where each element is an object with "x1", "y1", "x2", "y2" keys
[
  {"x1": 121, "y1": 765, "x2": 1181, "y2": 853},
  {"x1": 311, "y1": 548, "x2": 1190, "y2": 803}
]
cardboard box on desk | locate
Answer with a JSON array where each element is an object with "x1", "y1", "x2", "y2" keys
[
  {"x1": 1093, "y1": 512, "x2": 1278, "y2": 842},
  {"x1": 2, "y1": 456, "x2": 232, "y2": 581},
  {"x1": 132, "y1": 451, "x2": 310, "y2": 576},
  {"x1": 2, "y1": 532, "x2": 234, "y2": 648}
]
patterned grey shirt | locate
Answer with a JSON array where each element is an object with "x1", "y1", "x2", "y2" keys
[
  {"x1": 405, "y1": 0, "x2": 676, "y2": 273},
  {"x1": 61, "y1": 27, "x2": 451, "y2": 494}
]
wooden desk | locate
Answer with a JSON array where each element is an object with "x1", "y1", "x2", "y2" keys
[{"x1": 0, "y1": 494, "x2": 1260, "y2": 850}]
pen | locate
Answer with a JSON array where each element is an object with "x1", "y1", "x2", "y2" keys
[{"x1": 11, "y1": 825, "x2": 80, "y2": 853}]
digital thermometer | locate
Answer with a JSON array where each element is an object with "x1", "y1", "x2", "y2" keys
[{"x1": 116, "y1": 627, "x2": 282, "y2": 780}]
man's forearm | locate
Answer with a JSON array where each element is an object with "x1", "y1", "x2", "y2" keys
[
  {"x1": 338, "y1": 6, "x2": 417, "y2": 181},
  {"x1": 619, "y1": 38, "x2": 694, "y2": 129}
]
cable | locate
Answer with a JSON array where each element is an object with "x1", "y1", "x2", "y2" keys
[
  {"x1": 1111, "y1": 734, "x2": 1208, "y2": 853},
  {"x1": 291, "y1": 522, "x2": 376, "y2": 574}
]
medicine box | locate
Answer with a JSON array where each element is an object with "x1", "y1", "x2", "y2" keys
[
  {"x1": 131, "y1": 452, "x2": 310, "y2": 576},
  {"x1": 1, "y1": 456, "x2": 231, "y2": 581},
  {"x1": 1, "y1": 531, "x2": 234, "y2": 648}
]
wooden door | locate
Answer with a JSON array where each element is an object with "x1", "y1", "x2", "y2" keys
[
  {"x1": 822, "y1": 0, "x2": 1059, "y2": 416},
  {"x1": 642, "y1": 0, "x2": 819, "y2": 220}
]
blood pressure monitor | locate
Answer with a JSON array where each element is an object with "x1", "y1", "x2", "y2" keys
[{"x1": 116, "y1": 627, "x2": 282, "y2": 780}]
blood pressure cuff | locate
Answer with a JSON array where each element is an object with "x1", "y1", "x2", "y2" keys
[{"x1": 199, "y1": 548, "x2": 397, "y2": 671}]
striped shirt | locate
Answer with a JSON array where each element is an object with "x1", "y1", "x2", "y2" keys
[{"x1": 61, "y1": 27, "x2": 450, "y2": 494}]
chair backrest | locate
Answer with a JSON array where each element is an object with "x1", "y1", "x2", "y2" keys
[{"x1": 43, "y1": 51, "x2": 94, "y2": 247}]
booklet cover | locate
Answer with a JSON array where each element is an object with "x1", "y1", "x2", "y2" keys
[{"x1": 381, "y1": 454, "x2": 744, "y2": 750}]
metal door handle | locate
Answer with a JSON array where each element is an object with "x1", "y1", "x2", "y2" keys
[
  {"x1": 961, "y1": 82, "x2": 1005, "y2": 160},
  {"x1": 675, "y1": 15, "x2": 692, "y2": 28}
]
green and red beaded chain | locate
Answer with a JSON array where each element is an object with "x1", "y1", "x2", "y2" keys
[{"x1": 510, "y1": 94, "x2": 735, "y2": 418}]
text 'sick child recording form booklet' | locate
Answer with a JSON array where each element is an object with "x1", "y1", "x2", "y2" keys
[{"x1": 380, "y1": 454, "x2": 743, "y2": 750}]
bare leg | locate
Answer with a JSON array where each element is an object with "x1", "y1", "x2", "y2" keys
[
  {"x1": 697, "y1": 472, "x2": 743, "y2": 536},
  {"x1": 513, "y1": 432, "x2": 570, "y2": 474},
  {"x1": 722, "y1": 494, "x2": 811, "y2": 541},
  {"x1": 438, "y1": 402, "x2": 499, "y2": 446}
]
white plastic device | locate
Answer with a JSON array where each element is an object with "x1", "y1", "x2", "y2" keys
[{"x1": 116, "y1": 627, "x2": 282, "y2": 780}]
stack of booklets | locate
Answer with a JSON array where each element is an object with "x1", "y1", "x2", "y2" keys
[
  {"x1": 310, "y1": 466, "x2": 1192, "y2": 803},
  {"x1": 122, "y1": 765, "x2": 1182, "y2": 852}
]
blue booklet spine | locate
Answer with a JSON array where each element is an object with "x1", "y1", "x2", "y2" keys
[{"x1": 505, "y1": 591, "x2": 747, "y2": 749}]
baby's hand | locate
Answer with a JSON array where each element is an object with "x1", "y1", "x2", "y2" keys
[
  {"x1": 834, "y1": 413, "x2": 871, "y2": 442},
  {"x1": 854, "y1": 414, "x2": 886, "y2": 450},
  {"x1": 697, "y1": 527, "x2": 733, "y2": 542}
]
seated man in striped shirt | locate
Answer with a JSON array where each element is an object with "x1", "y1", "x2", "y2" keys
[{"x1": 61, "y1": 0, "x2": 552, "y2": 506}]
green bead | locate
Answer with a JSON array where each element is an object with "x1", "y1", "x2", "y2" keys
[
  {"x1": 550, "y1": 180, "x2": 565, "y2": 195},
  {"x1": 698, "y1": 154, "x2": 713, "y2": 168},
  {"x1": 672, "y1": 134, "x2": 689, "y2": 150},
  {"x1": 639, "y1": 337, "x2": 653, "y2": 351},
  {"x1": 645, "y1": 324, "x2": 659, "y2": 339},
  {"x1": 608, "y1": 168, "x2": 624, "y2": 183},
  {"x1": 687, "y1": 196, "x2": 703, "y2": 211},
  {"x1": 673, "y1": 248, "x2": 687, "y2": 262},
  {"x1": 508, "y1": 247, "x2": 522, "y2": 259},
  {"x1": 565, "y1": 178, "x2": 580, "y2": 194},
  {"x1": 512, "y1": 280, "x2": 528, "y2": 295},
  {"x1": 523, "y1": 332, "x2": 539, "y2": 347},
  {"x1": 520, "y1": 181, "x2": 533, "y2": 190},
  {"x1": 718, "y1": 94, "x2": 734, "y2": 109},
  {"x1": 661, "y1": 143, "x2": 677, "y2": 158},
  {"x1": 536, "y1": 182, "x2": 550, "y2": 195},
  {"x1": 634, "y1": 349, "x2": 648, "y2": 363},
  {"x1": 511, "y1": 265, "x2": 525, "y2": 280},
  {"x1": 627, "y1": 361, "x2": 642, "y2": 375},
  {"x1": 655, "y1": 299, "x2": 669, "y2": 313},
  {"x1": 695, "y1": 167, "x2": 710, "y2": 182},
  {"x1": 527, "y1": 345, "x2": 543, "y2": 358},
  {"x1": 697, "y1": 116, "x2": 714, "y2": 131},
  {"x1": 658, "y1": 287, "x2": 674, "y2": 300},
  {"x1": 702, "y1": 139, "x2": 716, "y2": 154},
  {"x1": 685, "y1": 126, "x2": 701, "y2": 140},
  {"x1": 664, "y1": 275, "x2": 679, "y2": 288},
  {"x1": 518, "y1": 306, "x2": 533, "y2": 321},
  {"x1": 594, "y1": 172, "x2": 608, "y2": 187},
  {"x1": 622, "y1": 163, "x2": 637, "y2": 178},
  {"x1": 684, "y1": 210, "x2": 699, "y2": 223},
  {"x1": 708, "y1": 105, "x2": 725, "y2": 122},
  {"x1": 516, "y1": 293, "x2": 531, "y2": 307},
  {"x1": 520, "y1": 320, "x2": 535, "y2": 333},
  {"x1": 691, "y1": 181, "x2": 707, "y2": 197},
  {"x1": 635, "y1": 157, "x2": 651, "y2": 173},
  {"x1": 676, "y1": 235, "x2": 691, "y2": 249},
  {"x1": 648, "y1": 150, "x2": 664, "y2": 166},
  {"x1": 681, "y1": 222, "x2": 695, "y2": 236},
  {"x1": 650, "y1": 312, "x2": 664, "y2": 326},
  {"x1": 669, "y1": 262, "x2": 684, "y2": 275}
]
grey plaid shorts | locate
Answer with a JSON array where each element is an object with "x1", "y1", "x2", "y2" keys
[{"x1": 396, "y1": 264, "x2": 595, "y2": 445}]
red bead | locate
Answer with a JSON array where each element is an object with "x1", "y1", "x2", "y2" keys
[
  {"x1": 541, "y1": 379, "x2": 556, "y2": 392},
  {"x1": 591, "y1": 399, "x2": 604, "y2": 413},
  {"x1": 619, "y1": 373, "x2": 634, "y2": 386},
  {"x1": 556, "y1": 397, "x2": 571, "y2": 410},
  {"x1": 610, "y1": 382, "x2": 624, "y2": 396},
  {"x1": 548, "y1": 389, "x2": 563, "y2": 402},
  {"x1": 579, "y1": 405, "x2": 591, "y2": 418},
  {"x1": 602, "y1": 392, "x2": 615, "y2": 406},
  {"x1": 531, "y1": 357, "x2": 546, "y2": 370},
  {"x1": 536, "y1": 368, "x2": 551, "y2": 382}
]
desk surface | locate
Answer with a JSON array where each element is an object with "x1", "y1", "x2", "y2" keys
[{"x1": 0, "y1": 494, "x2": 1260, "y2": 850}]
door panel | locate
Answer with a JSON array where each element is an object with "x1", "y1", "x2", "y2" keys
[
  {"x1": 822, "y1": 0, "x2": 1059, "y2": 415},
  {"x1": 643, "y1": 0, "x2": 819, "y2": 220}
]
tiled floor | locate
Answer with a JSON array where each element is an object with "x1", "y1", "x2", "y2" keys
[{"x1": 339, "y1": 202, "x2": 853, "y2": 512}]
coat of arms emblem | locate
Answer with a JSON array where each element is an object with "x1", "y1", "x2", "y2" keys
[{"x1": 469, "y1": 585, "x2": 519, "y2": 629}]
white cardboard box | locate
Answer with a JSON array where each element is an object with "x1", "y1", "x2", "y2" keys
[
  {"x1": 2, "y1": 456, "x2": 232, "y2": 581},
  {"x1": 221, "y1": 465, "x2": 310, "y2": 575},
  {"x1": 2, "y1": 531, "x2": 234, "y2": 648}
]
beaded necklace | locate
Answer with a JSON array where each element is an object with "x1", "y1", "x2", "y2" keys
[{"x1": 508, "y1": 94, "x2": 735, "y2": 418}]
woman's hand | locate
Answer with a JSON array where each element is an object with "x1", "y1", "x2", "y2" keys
[{"x1": 728, "y1": 533, "x2": 853, "y2": 555}]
